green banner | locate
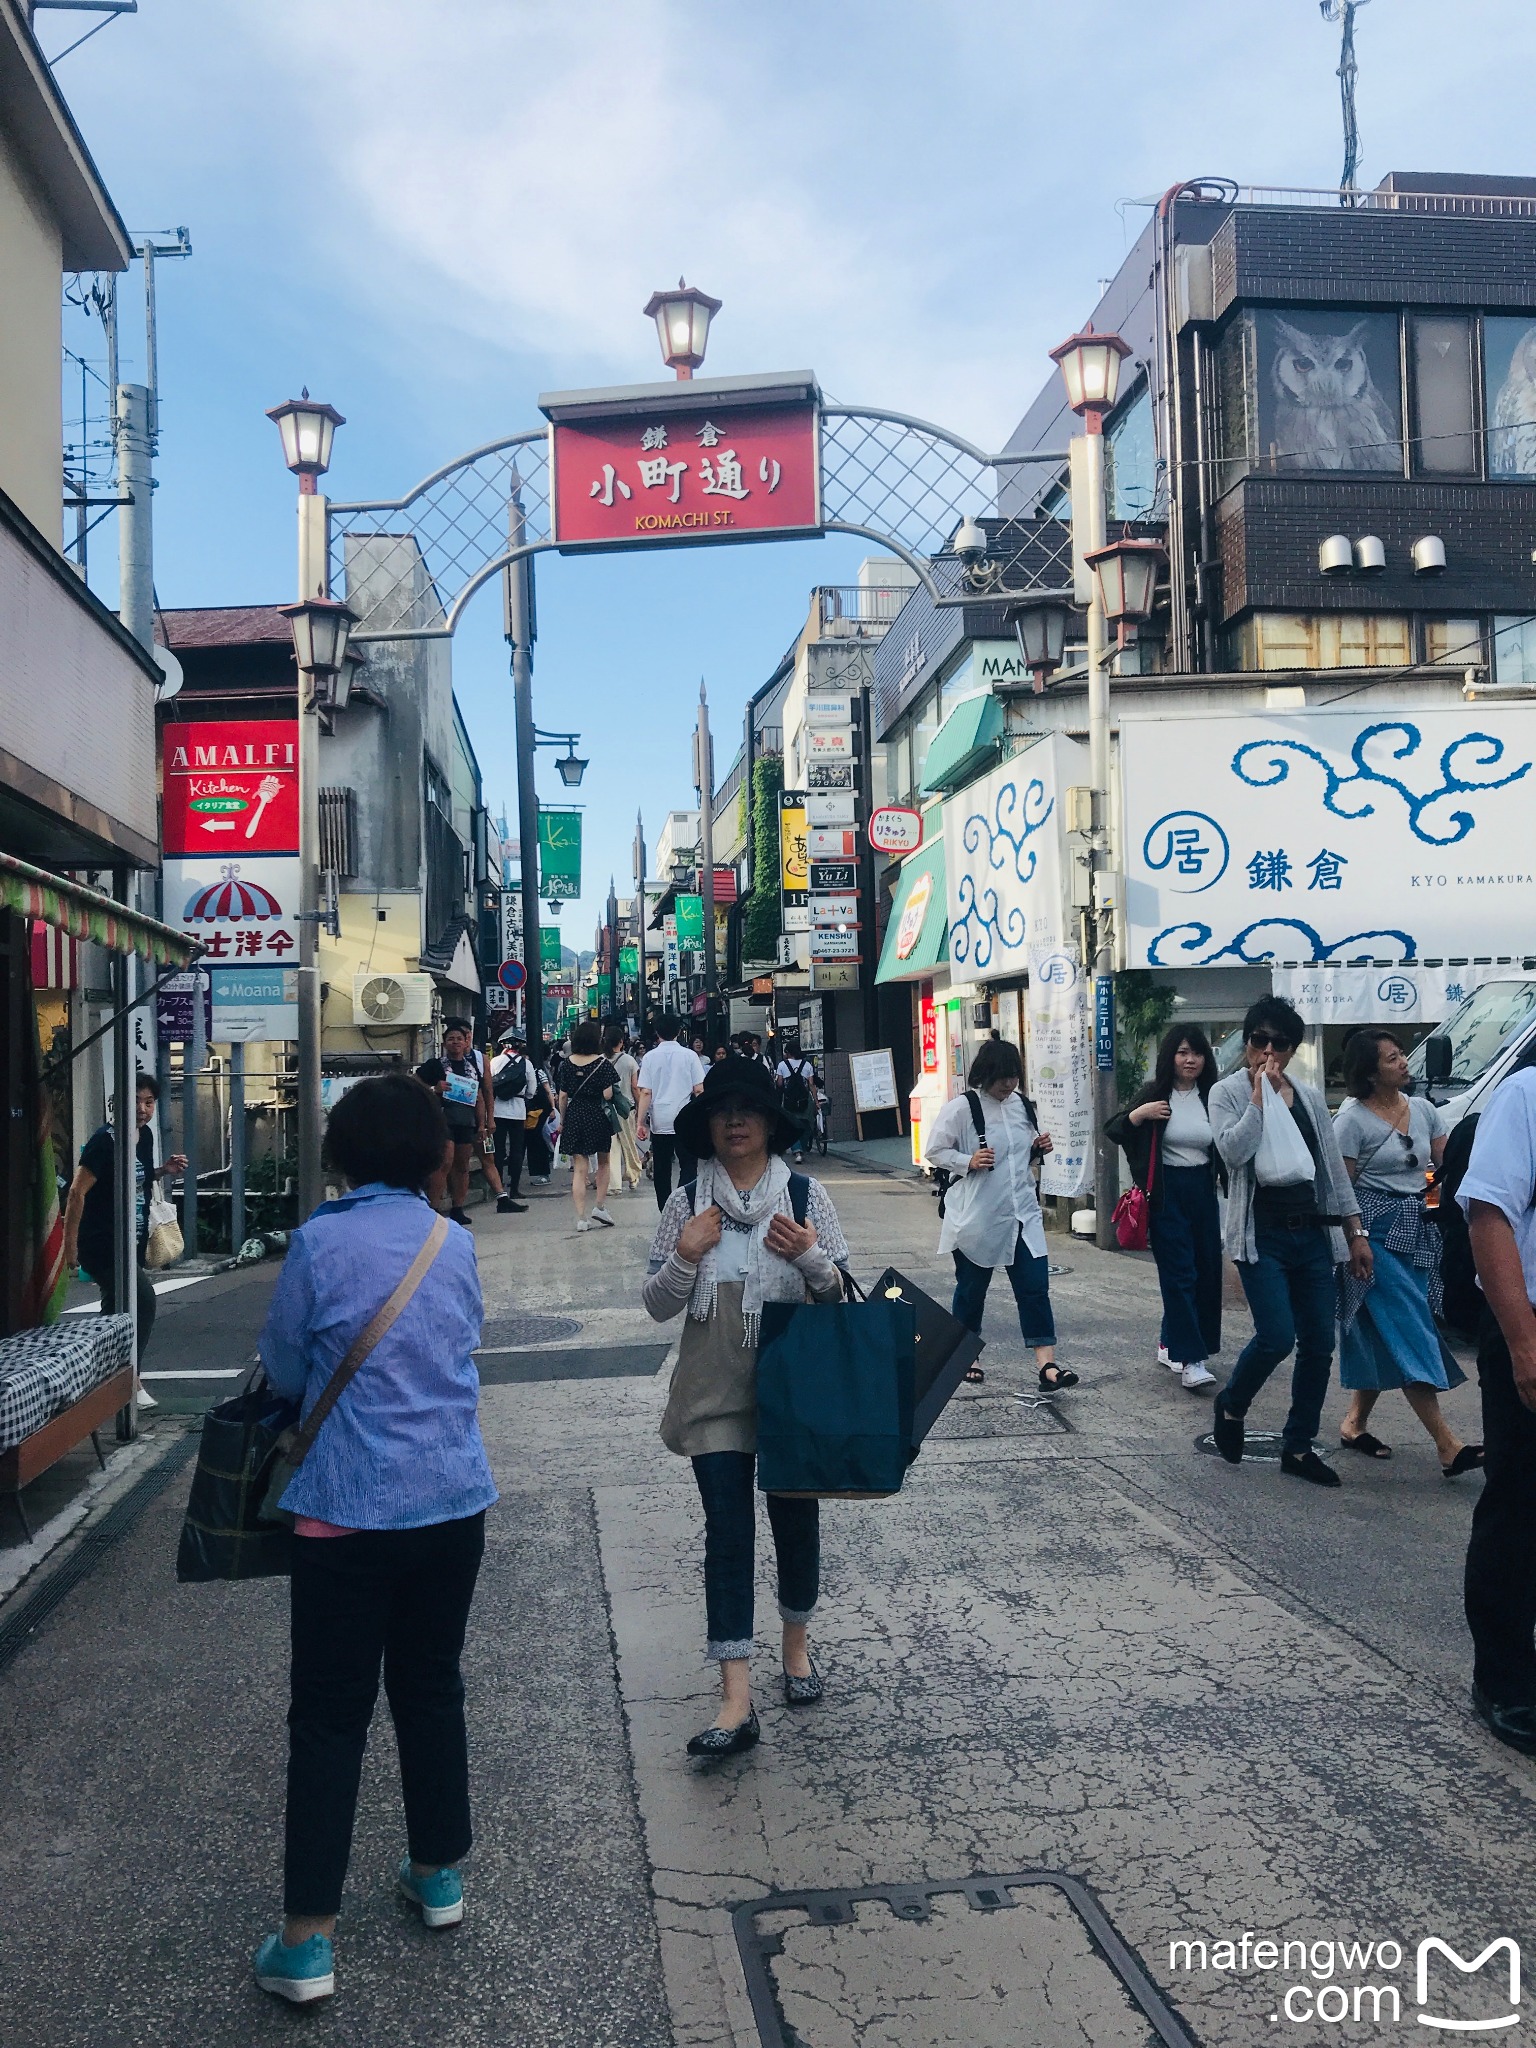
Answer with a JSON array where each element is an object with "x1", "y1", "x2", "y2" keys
[
  {"x1": 537, "y1": 809, "x2": 582, "y2": 901},
  {"x1": 674, "y1": 893, "x2": 704, "y2": 948},
  {"x1": 539, "y1": 925, "x2": 562, "y2": 968},
  {"x1": 618, "y1": 946, "x2": 638, "y2": 978}
]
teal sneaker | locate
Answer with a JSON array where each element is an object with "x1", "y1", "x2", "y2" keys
[
  {"x1": 253, "y1": 1931, "x2": 335, "y2": 2004},
  {"x1": 397, "y1": 1856, "x2": 464, "y2": 1928}
]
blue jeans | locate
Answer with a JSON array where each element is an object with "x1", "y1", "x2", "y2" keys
[
  {"x1": 951, "y1": 1230, "x2": 1057, "y2": 1347},
  {"x1": 1148, "y1": 1165, "x2": 1223, "y2": 1366},
  {"x1": 1224, "y1": 1222, "x2": 1336, "y2": 1453},
  {"x1": 691, "y1": 1451, "x2": 818, "y2": 1662}
]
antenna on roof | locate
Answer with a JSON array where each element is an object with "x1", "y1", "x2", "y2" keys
[{"x1": 1319, "y1": 0, "x2": 1372, "y2": 206}]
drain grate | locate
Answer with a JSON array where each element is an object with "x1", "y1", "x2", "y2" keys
[
  {"x1": 734, "y1": 1871, "x2": 1199, "y2": 2048},
  {"x1": 1194, "y1": 1429, "x2": 1329, "y2": 1465}
]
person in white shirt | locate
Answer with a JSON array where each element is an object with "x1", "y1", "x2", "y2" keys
[
  {"x1": 925, "y1": 1038, "x2": 1077, "y2": 1393},
  {"x1": 604, "y1": 1021, "x2": 643, "y2": 1193},
  {"x1": 636, "y1": 1014, "x2": 707, "y2": 1209},
  {"x1": 487, "y1": 1029, "x2": 532, "y2": 1210}
]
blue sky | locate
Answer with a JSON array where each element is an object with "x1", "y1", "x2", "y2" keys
[{"x1": 46, "y1": 0, "x2": 1536, "y2": 945}]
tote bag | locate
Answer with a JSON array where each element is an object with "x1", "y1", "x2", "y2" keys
[
  {"x1": 1254, "y1": 1074, "x2": 1316, "y2": 1187},
  {"x1": 755, "y1": 1290, "x2": 916, "y2": 1499},
  {"x1": 870, "y1": 1267, "x2": 982, "y2": 1445}
]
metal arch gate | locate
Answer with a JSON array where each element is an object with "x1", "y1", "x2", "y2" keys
[{"x1": 325, "y1": 398, "x2": 1072, "y2": 641}]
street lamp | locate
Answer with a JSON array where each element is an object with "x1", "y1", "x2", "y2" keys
[
  {"x1": 643, "y1": 279, "x2": 722, "y2": 380},
  {"x1": 1048, "y1": 326, "x2": 1133, "y2": 426},
  {"x1": 280, "y1": 595, "x2": 355, "y2": 706},
  {"x1": 1083, "y1": 538, "x2": 1164, "y2": 648},
  {"x1": 555, "y1": 748, "x2": 587, "y2": 788},
  {"x1": 266, "y1": 392, "x2": 346, "y2": 507},
  {"x1": 1010, "y1": 595, "x2": 1073, "y2": 694}
]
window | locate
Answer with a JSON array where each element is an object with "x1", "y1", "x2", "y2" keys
[
  {"x1": 1410, "y1": 316, "x2": 1477, "y2": 474},
  {"x1": 1423, "y1": 618, "x2": 1482, "y2": 666},
  {"x1": 1214, "y1": 313, "x2": 1257, "y2": 492},
  {"x1": 1104, "y1": 383, "x2": 1160, "y2": 517},
  {"x1": 1253, "y1": 309, "x2": 1403, "y2": 475},
  {"x1": 1485, "y1": 317, "x2": 1536, "y2": 478},
  {"x1": 1233, "y1": 612, "x2": 1412, "y2": 670},
  {"x1": 1493, "y1": 615, "x2": 1536, "y2": 684},
  {"x1": 909, "y1": 686, "x2": 942, "y2": 793}
]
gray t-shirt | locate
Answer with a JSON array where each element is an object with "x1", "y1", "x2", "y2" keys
[
  {"x1": 1333, "y1": 1095, "x2": 1449, "y2": 1195},
  {"x1": 1161, "y1": 1086, "x2": 1213, "y2": 1169}
]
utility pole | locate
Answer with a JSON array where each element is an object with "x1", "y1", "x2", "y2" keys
[
  {"x1": 633, "y1": 810, "x2": 647, "y2": 1032},
  {"x1": 694, "y1": 680, "x2": 717, "y2": 1021},
  {"x1": 605, "y1": 877, "x2": 619, "y2": 1019},
  {"x1": 1320, "y1": 0, "x2": 1371, "y2": 202},
  {"x1": 505, "y1": 490, "x2": 544, "y2": 1063}
]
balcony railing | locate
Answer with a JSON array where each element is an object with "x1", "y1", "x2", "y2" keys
[
  {"x1": 1158, "y1": 177, "x2": 1536, "y2": 220},
  {"x1": 816, "y1": 584, "x2": 910, "y2": 636}
]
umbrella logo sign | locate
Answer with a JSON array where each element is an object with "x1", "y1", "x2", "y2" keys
[{"x1": 182, "y1": 863, "x2": 285, "y2": 922}]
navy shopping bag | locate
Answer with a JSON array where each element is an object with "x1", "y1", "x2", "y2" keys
[{"x1": 755, "y1": 1290, "x2": 917, "y2": 1499}]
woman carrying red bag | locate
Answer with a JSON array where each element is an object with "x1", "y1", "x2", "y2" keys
[{"x1": 1107, "y1": 1026, "x2": 1224, "y2": 1392}]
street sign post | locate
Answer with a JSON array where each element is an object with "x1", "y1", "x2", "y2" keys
[{"x1": 498, "y1": 959, "x2": 527, "y2": 992}]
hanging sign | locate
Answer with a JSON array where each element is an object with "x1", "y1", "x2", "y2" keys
[
  {"x1": 537, "y1": 809, "x2": 583, "y2": 901},
  {"x1": 807, "y1": 727, "x2": 853, "y2": 760},
  {"x1": 163, "y1": 856, "x2": 300, "y2": 966},
  {"x1": 1029, "y1": 941, "x2": 1093, "y2": 1199},
  {"x1": 779, "y1": 789, "x2": 809, "y2": 908},
  {"x1": 806, "y1": 792, "x2": 857, "y2": 826},
  {"x1": 809, "y1": 928, "x2": 860, "y2": 960},
  {"x1": 811, "y1": 894, "x2": 860, "y2": 925},
  {"x1": 162, "y1": 720, "x2": 299, "y2": 856},
  {"x1": 673, "y1": 894, "x2": 705, "y2": 947},
  {"x1": 809, "y1": 825, "x2": 857, "y2": 860},
  {"x1": 870, "y1": 805, "x2": 923, "y2": 855},
  {"x1": 209, "y1": 965, "x2": 299, "y2": 1043},
  {"x1": 809, "y1": 861, "x2": 858, "y2": 892},
  {"x1": 539, "y1": 925, "x2": 564, "y2": 968},
  {"x1": 805, "y1": 692, "x2": 854, "y2": 726},
  {"x1": 807, "y1": 761, "x2": 856, "y2": 791}
]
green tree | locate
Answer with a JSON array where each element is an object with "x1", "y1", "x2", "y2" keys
[
  {"x1": 1114, "y1": 968, "x2": 1178, "y2": 1105},
  {"x1": 740, "y1": 753, "x2": 784, "y2": 963}
]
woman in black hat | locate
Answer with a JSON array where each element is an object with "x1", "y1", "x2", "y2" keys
[{"x1": 644, "y1": 1055, "x2": 850, "y2": 1759}]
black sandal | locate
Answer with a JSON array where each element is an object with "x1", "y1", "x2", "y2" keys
[
  {"x1": 1442, "y1": 1444, "x2": 1485, "y2": 1479},
  {"x1": 1339, "y1": 1431, "x2": 1392, "y2": 1459},
  {"x1": 1038, "y1": 1364, "x2": 1078, "y2": 1390},
  {"x1": 963, "y1": 1365, "x2": 985, "y2": 1385}
]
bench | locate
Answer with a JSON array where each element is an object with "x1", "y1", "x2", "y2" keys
[{"x1": 0, "y1": 1316, "x2": 134, "y2": 1540}]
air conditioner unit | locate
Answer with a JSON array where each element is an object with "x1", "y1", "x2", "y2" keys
[{"x1": 352, "y1": 971, "x2": 435, "y2": 1028}]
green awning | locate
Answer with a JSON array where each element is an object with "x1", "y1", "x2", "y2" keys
[
  {"x1": 921, "y1": 692, "x2": 1002, "y2": 794},
  {"x1": 0, "y1": 851, "x2": 198, "y2": 968},
  {"x1": 876, "y1": 838, "x2": 948, "y2": 984}
]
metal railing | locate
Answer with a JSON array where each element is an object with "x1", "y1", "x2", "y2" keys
[
  {"x1": 1155, "y1": 177, "x2": 1536, "y2": 220},
  {"x1": 815, "y1": 584, "x2": 910, "y2": 635}
]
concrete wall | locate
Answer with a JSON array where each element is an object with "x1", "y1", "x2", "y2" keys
[{"x1": 0, "y1": 119, "x2": 62, "y2": 539}]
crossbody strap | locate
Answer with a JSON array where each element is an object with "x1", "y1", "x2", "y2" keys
[{"x1": 287, "y1": 1212, "x2": 450, "y2": 1465}]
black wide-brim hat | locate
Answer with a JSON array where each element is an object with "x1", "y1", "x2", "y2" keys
[{"x1": 673, "y1": 1054, "x2": 802, "y2": 1159}]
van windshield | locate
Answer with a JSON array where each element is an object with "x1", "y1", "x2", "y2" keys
[{"x1": 1406, "y1": 979, "x2": 1536, "y2": 1092}]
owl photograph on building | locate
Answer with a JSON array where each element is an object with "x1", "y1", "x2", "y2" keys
[
  {"x1": 1263, "y1": 314, "x2": 1403, "y2": 472},
  {"x1": 1489, "y1": 319, "x2": 1536, "y2": 478}
]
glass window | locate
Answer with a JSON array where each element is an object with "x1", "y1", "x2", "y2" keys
[
  {"x1": 909, "y1": 686, "x2": 942, "y2": 792},
  {"x1": 1105, "y1": 383, "x2": 1160, "y2": 517},
  {"x1": 1253, "y1": 309, "x2": 1403, "y2": 474},
  {"x1": 1485, "y1": 317, "x2": 1536, "y2": 478},
  {"x1": 1411, "y1": 316, "x2": 1477, "y2": 474},
  {"x1": 1494, "y1": 615, "x2": 1536, "y2": 684},
  {"x1": 1214, "y1": 313, "x2": 1257, "y2": 492},
  {"x1": 1239, "y1": 613, "x2": 1412, "y2": 669},
  {"x1": 1423, "y1": 618, "x2": 1483, "y2": 666}
]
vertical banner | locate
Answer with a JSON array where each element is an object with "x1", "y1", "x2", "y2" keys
[
  {"x1": 537, "y1": 809, "x2": 583, "y2": 901},
  {"x1": 1028, "y1": 941, "x2": 1093, "y2": 1198},
  {"x1": 539, "y1": 925, "x2": 563, "y2": 968},
  {"x1": 1094, "y1": 975, "x2": 1115, "y2": 1071},
  {"x1": 779, "y1": 789, "x2": 809, "y2": 928},
  {"x1": 673, "y1": 894, "x2": 705, "y2": 949}
]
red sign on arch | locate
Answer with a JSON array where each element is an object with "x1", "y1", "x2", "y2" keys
[{"x1": 549, "y1": 397, "x2": 820, "y2": 550}]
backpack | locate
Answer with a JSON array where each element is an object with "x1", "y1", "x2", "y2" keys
[
  {"x1": 781, "y1": 1060, "x2": 813, "y2": 1118},
  {"x1": 934, "y1": 1091, "x2": 988, "y2": 1217},
  {"x1": 493, "y1": 1055, "x2": 528, "y2": 1102},
  {"x1": 684, "y1": 1173, "x2": 810, "y2": 1227}
]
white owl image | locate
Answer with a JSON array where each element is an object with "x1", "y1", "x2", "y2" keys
[
  {"x1": 1268, "y1": 318, "x2": 1402, "y2": 472},
  {"x1": 1491, "y1": 324, "x2": 1536, "y2": 478}
]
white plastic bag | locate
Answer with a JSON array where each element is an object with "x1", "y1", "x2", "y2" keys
[
  {"x1": 1253, "y1": 1074, "x2": 1315, "y2": 1187},
  {"x1": 144, "y1": 1193, "x2": 184, "y2": 1270}
]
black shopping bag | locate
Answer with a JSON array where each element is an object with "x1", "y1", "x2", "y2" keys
[
  {"x1": 755, "y1": 1294, "x2": 917, "y2": 1499},
  {"x1": 175, "y1": 1370, "x2": 298, "y2": 1582},
  {"x1": 870, "y1": 1267, "x2": 984, "y2": 1445}
]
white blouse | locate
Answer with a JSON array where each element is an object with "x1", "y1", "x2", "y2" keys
[{"x1": 926, "y1": 1088, "x2": 1047, "y2": 1267}]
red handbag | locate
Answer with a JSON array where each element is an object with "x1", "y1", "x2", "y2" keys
[{"x1": 1112, "y1": 1124, "x2": 1157, "y2": 1250}]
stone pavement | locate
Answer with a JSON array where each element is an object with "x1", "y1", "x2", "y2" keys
[{"x1": 0, "y1": 1159, "x2": 1528, "y2": 2047}]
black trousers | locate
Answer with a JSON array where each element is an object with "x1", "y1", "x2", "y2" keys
[
  {"x1": 84, "y1": 1259, "x2": 156, "y2": 1366},
  {"x1": 285, "y1": 1512, "x2": 486, "y2": 1916},
  {"x1": 1465, "y1": 1318, "x2": 1536, "y2": 1706},
  {"x1": 493, "y1": 1118, "x2": 526, "y2": 1195},
  {"x1": 651, "y1": 1132, "x2": 696, "y2": 1210}
]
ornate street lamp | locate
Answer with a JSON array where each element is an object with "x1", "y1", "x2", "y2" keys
[
  {"x1": 555, "y1": 748, "x2": 588, "y2": 788},
  {"x1": 1083, "y1": 538, "x2": 1164, "y2": 648},
  {"x1": 643, "y1": 280, "x2": 722, "y2": 380},
  {"x1": 1010, "y1": 595, "x2": 1073, "y2": 693},
  {"x1": 670, "y1": 855, "x2": 692, "y2": 889},
  {"x1": 266, "y1": 391, "x2": 346, "y2": 494},
  {"x1": 1048, "y1": 326, "x2": 1133, "y2": 425},
  {"x1": 280, "y1": 595, "x2": 356, "y2": 706}
]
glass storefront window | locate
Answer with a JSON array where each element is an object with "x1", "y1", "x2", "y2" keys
[
  {"x1": 1423, "y1": 618, "x2": 1482, "y2": 666},
  {"x1": 1233, "y1": 612, "x2": 1412, "y2": 670},
  {"x1": 1493, "y1": 615, "x2": 1536, "y2": 684},
  {"x1": 1411, "y1": 316, "x2": 1477, "y2": 474},
  {"x1": 1485, "y1": 317, "x2": 1536, "y2": 479}
]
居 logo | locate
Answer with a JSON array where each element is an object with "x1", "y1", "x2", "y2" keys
[{"x1": 1417, "y1": 1938, "x2": 1520, "y2": 2031}]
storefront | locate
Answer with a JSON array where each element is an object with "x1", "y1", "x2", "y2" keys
[{"x1": 873, "y1": 837, "x2": 948, "y2": 1160}]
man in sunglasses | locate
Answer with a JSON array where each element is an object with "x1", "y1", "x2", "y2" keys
[{"x1": 1207, "y1": 997, "x2": 1372, "y2": 1485}]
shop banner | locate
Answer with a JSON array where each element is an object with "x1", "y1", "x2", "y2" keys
[
  {"x1": 537, "y1": 809, "x2": 583, "y2": 901},
  {"x1": 210, "y1": 966, "x2": 298, "y2": 1042},
  {"x1": 162, "y1": 720, "x2": 298, "y2": 856},
  {"x1": 1028, "y1": 941, "x2": 1093, "y2": 1199},
  {"x1": 944, "y1": 735, "x2": 1083, "y2": 979},
  {"x1": 1121, "y1": 706, "x2": 1536, "y2": 968},
  {"x1": 1270, "y1": 961, "x2": 1507, "y2": 1026},
  {"x1": 163, "y1": 856, "x2": 300, "y2": 965},
  {"x1": 779, "y1": 790, "x2": 809, "y2": 908},
  {"x1": 674, "y1": 894, "x2": 704, "y2": 948}
]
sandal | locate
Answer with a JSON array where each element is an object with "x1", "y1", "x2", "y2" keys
[
  {"x1": 1442, "y1": 1444, "x2": 1485, "y2": 1479},
  {"x1": 1339, "y1": 1431, "x2": 1393, "y2": 1459},
  {"x1": 963, "y1": 1365, "x2": 986, "y2": 1385},
  {"x1": 1038, "y1": 1364, "x2": 1079, "y2": 1391}
]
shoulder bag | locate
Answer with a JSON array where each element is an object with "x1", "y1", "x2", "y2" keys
[{"x1": 175, "y1": 1213, "x2": 450, "y2": 1582}]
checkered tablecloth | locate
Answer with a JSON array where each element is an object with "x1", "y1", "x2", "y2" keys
[{"x1": 0, "y1": 1315, "x2": 133, "y2": 1454}]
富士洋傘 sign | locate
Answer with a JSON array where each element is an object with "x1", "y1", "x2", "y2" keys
[{"x1": 549, "y1": 401, "x2": 820, "y2": 549}]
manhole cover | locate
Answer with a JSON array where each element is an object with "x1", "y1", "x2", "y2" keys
[
  {"x1": 1194, "y1": 1429, "x2": 1331, "y2": 1465},
  {"x1": 477, "y1": 1312, "x2": 582, "y2": 1349},
  {"x1": 734, "y1": 1873, "x2": 1197, "y2": 2048}
]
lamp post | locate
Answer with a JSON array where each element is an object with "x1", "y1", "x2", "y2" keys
[
  {"x1": 1010, "y1": 594, "x2": 1073, "y2": 694},
  {"x1": 1049, "y1": 326, "x2": 1131, "y2": 1249},
  {"x1": 643, "y1": 280, "x2": 722, "y2": 380},
  {"x1": 269, "y1": 393, "x2": 348, "y2": 1220}
]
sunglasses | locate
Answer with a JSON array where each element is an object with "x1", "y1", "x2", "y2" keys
[{"x1": 1247, "y1": 1032, "x2": 1294, "y2": 1052}]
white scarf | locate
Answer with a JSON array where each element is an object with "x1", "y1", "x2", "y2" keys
[{"x1": 687, "y1": 1155, "x2": 808, "y2": 1348}]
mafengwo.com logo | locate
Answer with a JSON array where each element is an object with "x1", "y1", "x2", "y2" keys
[{"x1": 1167, "y1": 1932, "x2": 1521, "y2": 2029}]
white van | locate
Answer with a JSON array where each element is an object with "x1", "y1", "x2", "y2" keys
[{"x1": 1407, "y1": 978, "x2": 1536, "y2": 1126}]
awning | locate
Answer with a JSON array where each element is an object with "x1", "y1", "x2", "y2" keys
[
  {"x1": 876, "y1": 839, "x2": 948, "y2": 984},
  {"x1": 921, "y1": 692, "x2": 1002, "y2": 795},
  {"x1": 0, "y1": 852, "x2": 199, "y2": 968}
]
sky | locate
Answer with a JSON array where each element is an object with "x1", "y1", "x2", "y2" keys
[{"x1": 45, "y1": 0, "x2": 1536, "y2": 947}]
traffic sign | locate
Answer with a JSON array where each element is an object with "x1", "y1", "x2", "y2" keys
[{"x1": 497, "y1": 959, "x2": 527, "y2": 992}]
